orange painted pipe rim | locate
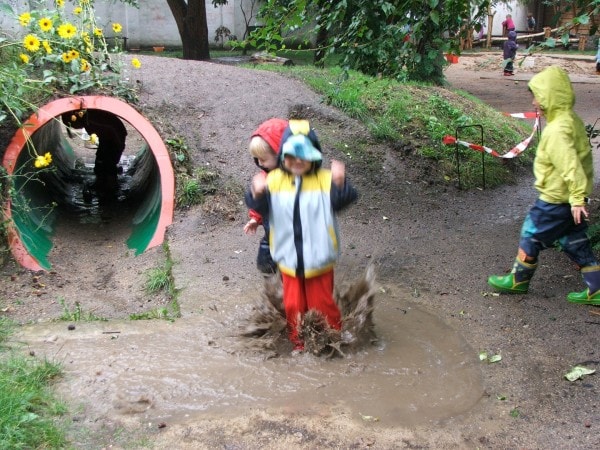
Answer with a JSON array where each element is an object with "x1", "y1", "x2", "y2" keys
[{"x1": 2, "y1": 96, "x2": 174, "y2": 271}]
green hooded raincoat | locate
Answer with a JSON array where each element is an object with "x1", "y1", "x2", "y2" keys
[{"x1": 528, "y1": 66, "x2": 592, "y2": 207}]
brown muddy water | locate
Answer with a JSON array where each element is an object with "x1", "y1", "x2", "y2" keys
[{"x1": 14, "y1": 293, "x2": 483, "y2": 428}]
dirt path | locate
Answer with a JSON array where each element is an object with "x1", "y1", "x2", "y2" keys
[{"x1": 2, "y1": 53, "x2": 600, "y2": 449}]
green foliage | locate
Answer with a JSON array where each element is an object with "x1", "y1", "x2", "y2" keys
[
  {"x1": 237, "y1": 0, "x2": 599, "y2": 85},
  {"x1": 59, "y1": 298, "x2": 107, "y2": 322},
  {"x1": 176, "y1": 167, "x2": 218, "y2": 208},
  {"x1": 0, "y1": 0, "x2": 140, "y2": 127},
  {"x1": 238, "y1": 0, "x2": 487, "y2": 85},
  {"x1": 0, "y1": 319, "x2": 68, "y2": 449},
  {"x1": 249, "y1": 63, "x2": 532, "y2": 189},
  {"x1": 144, "y1": 263, "x2": 173, "y2": 294},
  {"x1": 135, "y1": 253, "x2": 180, "y2": 321},
  {"x1": 525, "y1": 1, "x2": 599, "y2": 54}
]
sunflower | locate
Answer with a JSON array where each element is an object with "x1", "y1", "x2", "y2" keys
[
  {"x1": 68, "y1": 49, "x2": 80, "y2": 60},
  {"x1": 112, "y1": 23, "x2": 123, "y2": 33},
  {"x1": 80, "y1": 59, "x2": 90, "y2": 72},
  {"x1": 23, "y1": 34, "x2": 41, "y2": 52},
  {"x1": 57, "y1": 23, "x2": 77, "y2": 39},
  {"x1": 34, "y1": 152, "x2": 52, "y2": 169},
  {"x1": 38, "y1": 17, "x2": 53, "y2": 32},
  {"x1": 19, "y1": 53, "x2": 30, "y2": 64},
  {"x1": 43, "y1": 40, "x2": 52, "y2": 54},
  {"x1": 61, "y1": 52, "x2": 72, "y2": 63},
  {"x1": 94, "y1": 27, "x2": 103, "y2": 37},
  {"x1": 73, "y1": 6, "x2": 82, "y2": 15},
  {"x1": 131, "y1": 58, "x2": 141, "y2": 69},
  {"x1": 18, "y1": 12, "x2": 31, "y2": 26},
  {"x1": 55, "y1": 0, "x2": 64, "y2": 7}
]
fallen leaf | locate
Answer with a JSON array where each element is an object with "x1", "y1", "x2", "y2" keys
[
  {"x1": 564, "y1": 365, "x2": 596, "y2": 382},
  {"x1": 488, "y1": 354, "x2": 502, "y2": 363},
  {"x1": 359, "y1": 412, "x2": 379, "y2": 422}
]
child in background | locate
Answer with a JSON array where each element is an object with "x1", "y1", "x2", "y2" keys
[
  {"x1": 503, "y1": 30, "x2": 518, "y2": 76},
  {"x1": 243, "y1": 118, "x2": 288, "y2": 274},
  {"x1": 526, "y1": 12, "x2": 536, "y2": 33},
  {"x1": 245, "y1": 120, "x2": 358, "y2": 352},
  {"x1": 502, "y1": 14, "x2": 515, "y2": 36}
]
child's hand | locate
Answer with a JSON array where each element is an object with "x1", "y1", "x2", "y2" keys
[
  {"x1": 244, "y1": 219, "x2": 259, "y2": 235},
  {"x1": 251, "y1": 172, "x2": 267, "y2": 198},
  {"x1": 331, "y1": 159, "x2": 346, "y2": 187}
]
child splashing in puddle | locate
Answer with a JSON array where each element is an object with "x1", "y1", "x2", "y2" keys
[{"x1": 245, "y1": 120, "x2": 358, "y2": 353}]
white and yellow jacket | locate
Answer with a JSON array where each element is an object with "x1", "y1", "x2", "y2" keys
[{"x1": 246, "y1": 168, "x2": 358, "y2": 278}]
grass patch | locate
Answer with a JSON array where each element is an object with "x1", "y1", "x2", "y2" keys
[
  {"x1": 59, "y1": 298, "x2": 107, "y2": 322},
  {"x1": 0, "y1": 319, "x2": 68, "y2": 449},
  {"x1": 132, "y1": 242, "x2": 180, "y2": 321},
  {"x1": 239, "y1": 64, "x2": 533, "y2": 189}
]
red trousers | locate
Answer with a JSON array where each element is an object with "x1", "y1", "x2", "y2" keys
[{"x1": 281, "y1": 270, "x2": 342, "y2": 347}]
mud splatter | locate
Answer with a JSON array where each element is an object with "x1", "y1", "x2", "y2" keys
[{"x1": 241, "y1": 266, "x2": 377, "y2": 358}]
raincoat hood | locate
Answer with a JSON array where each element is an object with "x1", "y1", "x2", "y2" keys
[
  {"x1": 251, "y1": 118, "x2": 288, "y2": 156},
  {"x1": 528, "y1": 66, "x2": 575, "y2": 122},
  {"x1": 279, "y1": 119, "x2": 323, "y2": 170}
]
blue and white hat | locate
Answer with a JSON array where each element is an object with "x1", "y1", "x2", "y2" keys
[{"x1": 279, "y1": 119, "x2": 323, "y2": 164}]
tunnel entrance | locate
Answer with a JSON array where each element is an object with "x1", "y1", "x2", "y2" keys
[{"x1": 2, "y1": 96, "x2": 175, "y2": 271}]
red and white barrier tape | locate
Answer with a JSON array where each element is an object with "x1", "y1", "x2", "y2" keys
[{"x1": 442, "y1": 112, "x2": 540, "y2": 159}]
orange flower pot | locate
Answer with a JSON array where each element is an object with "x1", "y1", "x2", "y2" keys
[{"x1": 445, "y1": 54, "x2": 459, "y2": 64}]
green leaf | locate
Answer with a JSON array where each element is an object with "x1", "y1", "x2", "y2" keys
[
  {"x1": 488, "y1": 354, "x2": 502, "y2": 363},
  {"x1": 575, "y1": 14, "x2": 590, "y2": 26},
  {"x1": 564, "y1": 365, "x2": 596, "y2": 382}
]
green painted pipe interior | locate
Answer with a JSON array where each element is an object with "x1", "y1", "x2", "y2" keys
[{"x1": 9, "y1": 123, "x2": 159, "y2": 269}]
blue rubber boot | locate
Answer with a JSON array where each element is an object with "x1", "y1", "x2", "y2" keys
[
  {"x1": 567, "y1": 266, "x2": 600, "y2": 305},
  {"x1": 488, "y1": 258, "x2": 537, "y2": 294}
]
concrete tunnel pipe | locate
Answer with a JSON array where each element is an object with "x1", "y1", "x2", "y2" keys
[{"x1": 2, "y1": 96, "x2": 175, "y2": 272}]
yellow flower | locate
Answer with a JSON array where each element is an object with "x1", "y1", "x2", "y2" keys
[
  {"x1": 131, "y1": 58, "x2": 141, "y2": 69},
  {"x1": 23, "y1": 34, "x2": 41, "y2": 52},
  {"x1": 73, "y1": 7, "x2": 82, "y2": 15},
  {"x1": 93, "y1": 27, "x2": 103, "y2": 37},
  {"x1": 43, "y1": 40, "x2": 52, "y2": 54},
  {"x1": 57, "y1": 23, "x2": 77, "y2": 39},
  {"x1": 112, "y1": 23, "x2": 123, "y2": 33},
  {"x1": 68, "y1": 49, "x2": 80, "y2": 60},
  {"x1": 19, "y1": 53, "x2": 30, "y2": 64},
  {"x1": 89, "y1": 133, "x2": 98, "y2": 144},
  {"x1": 19, "y1": 12, "x2": 31, "y2": 26},
  {"x1": 38, "y1": 17, "x2": 53, "y2": 32},
  {"x1": 80, "y1": 58, "x2": 90, "y2": 71},
  {"x1": 34, "y1": 153, "x2": 52, "y2": 169},
  {"x1": 61, "y1": 52, "x2": 72, "y2": 63},
  {"x1": 55, "y1": 0, "x2": 64, "y2": 7}
]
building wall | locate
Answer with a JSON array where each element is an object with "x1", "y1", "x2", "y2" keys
[{"x1": 0, "y1": 0, "x2": 259, "y2": 48}]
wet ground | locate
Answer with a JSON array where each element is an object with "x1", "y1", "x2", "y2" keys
[{"x1": 2, "y1": 53, "x2": 599, "y2": 448}]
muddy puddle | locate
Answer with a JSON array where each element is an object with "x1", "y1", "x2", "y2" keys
[{"x1": 14, "y1": 292, "x2": 483, "y2": 428}]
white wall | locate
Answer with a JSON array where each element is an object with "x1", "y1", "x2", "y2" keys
[
  {"x1": 491, "y1": 3, "x2": 529, "y2": 35},
  {"x1": 0, "y1": 0, "x2": 259, "y2": 48}
]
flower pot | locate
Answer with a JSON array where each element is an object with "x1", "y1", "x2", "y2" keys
[
  {"x1": 445, "y1": 54, "x2": 459, "y2": 64},
  {"x1": 153, "y1": 46, "x2": 165, "y2": 52}
]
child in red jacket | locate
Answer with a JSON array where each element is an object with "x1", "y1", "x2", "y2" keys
[
  {"x1": 245, "y1": 120, "x2": 358, "y2": 352},
  {"x1": 243, "y1": 118, "x2": 288, "y2": 273}
]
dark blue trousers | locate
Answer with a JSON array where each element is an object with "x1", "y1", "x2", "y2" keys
[{"x1": 519, "y1": 199, "x2": 598, "y2": 267}]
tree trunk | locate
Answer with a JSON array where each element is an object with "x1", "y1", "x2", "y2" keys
[
  {"x1": 166, "y1": 0, "x2": 210, "y2": 60},
  {"x1": 486, "y1": 6, "x2": 495, "y2": 49}
]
